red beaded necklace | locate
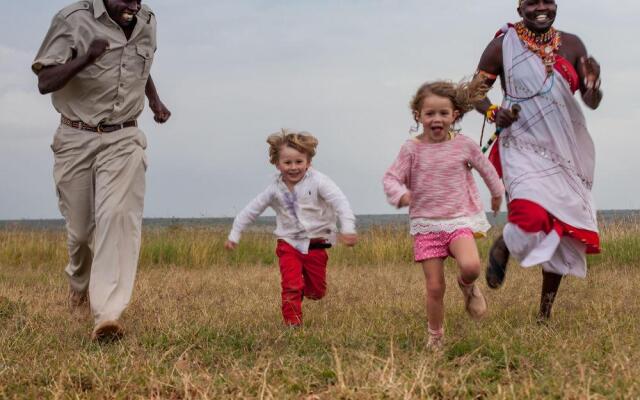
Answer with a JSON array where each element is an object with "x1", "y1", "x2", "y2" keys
[{"x1": 514, "y1": 21, "x2": 561, "y2": 74}]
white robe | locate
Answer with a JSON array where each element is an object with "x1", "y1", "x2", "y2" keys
[{"x1": 498, "y1": 25, "x2": 598, "y2": 278}]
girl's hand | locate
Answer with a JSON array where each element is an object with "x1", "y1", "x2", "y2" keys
[
  {"x1": 339, "y1": 233, "x2": 358, "y2": 247},
  {"x1": 224, "y1": 240, "x2": 237, "y2": 250},
  {"x1": 495, "y1": 108, "x2": 519, "y2": 129},
  {"x1": 491, "y1": 196, "x2": 502, "y2": 217},
  {"x1": 398, "y1": 191, "x2": 412, "y2": 208}
]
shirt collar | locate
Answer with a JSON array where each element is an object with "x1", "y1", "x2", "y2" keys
[{"x1": 93, "y1": 0, "x2": 108, "y2": 19}]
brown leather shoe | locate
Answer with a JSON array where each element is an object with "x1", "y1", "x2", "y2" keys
[
  {"x1": 91, "y1": 320, "x2": 125, "y2": 342},
  {"x1": 68, "y1": 288, "x2": 88, "y2": 308},
  {"x1": 68, "y1": 287, "x2": 89, "y2": 319}
]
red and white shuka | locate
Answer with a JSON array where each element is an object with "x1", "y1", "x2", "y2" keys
[{"x1": 490, "y1": 24, "x2": 600, "y2": 278}]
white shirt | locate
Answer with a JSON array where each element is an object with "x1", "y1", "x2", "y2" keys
[{"x1": 228, "y1": 169, "x2": 356, "y2": 254}]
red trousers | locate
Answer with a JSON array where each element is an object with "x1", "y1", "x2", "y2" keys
[{"x1": 275, "y1": 240, "x2": 328, "y2": 326}]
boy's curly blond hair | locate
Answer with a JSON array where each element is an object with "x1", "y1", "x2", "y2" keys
[
  {"x1": 267, "y1": 129, "x2": 319, "y2": 165},
  {"x1": 410, "y1": 75, "x2": 489, "y2": 123}
]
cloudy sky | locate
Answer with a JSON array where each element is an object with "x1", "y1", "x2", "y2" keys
[{"x1": 1, "y1": 0, "x2": 638, "y2": 219}]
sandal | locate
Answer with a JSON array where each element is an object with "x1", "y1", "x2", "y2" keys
[{"x1": 486, "y1": 235, "x2": 510, "y2": 289}]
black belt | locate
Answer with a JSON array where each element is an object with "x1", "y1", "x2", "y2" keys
[
  {"x1": 309, "y1": 240, "x2": 332, "y2": 250},
  {"x1": 61, "y1": 116, "x2": 137, "y2": 133}
]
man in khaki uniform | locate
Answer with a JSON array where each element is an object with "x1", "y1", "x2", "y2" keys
[{"x1": 33, "y1": 0, "x2": 171, "y2": 341}]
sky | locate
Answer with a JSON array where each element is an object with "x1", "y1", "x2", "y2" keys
[{"x1": 1, "y1": 0, "x2": 639, "y2": 219}]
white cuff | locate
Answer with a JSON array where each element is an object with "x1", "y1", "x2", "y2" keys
[{"x1": 228, "y1": 230, "x2": 241, "y2": 244}]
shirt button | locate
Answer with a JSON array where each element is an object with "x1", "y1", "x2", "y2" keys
[{"x1": 122, "y1": 64, "x2": 126, "y2": 68}]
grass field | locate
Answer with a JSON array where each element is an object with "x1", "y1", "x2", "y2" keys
[{"x1": 1, "y1": 218, "x2": 639, "y2": 399}]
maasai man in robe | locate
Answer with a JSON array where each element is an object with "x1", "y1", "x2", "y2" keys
[{"x1": 474, "y1": 0, "x2": 603, "y2": 321}]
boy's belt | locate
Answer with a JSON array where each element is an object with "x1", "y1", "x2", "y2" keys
[
  {"x1": 309, "y1": 239, "x2": 332, "y2": 249},
  {"x1": 61, "y1": 116, "x2": 137, "y2": 133}
]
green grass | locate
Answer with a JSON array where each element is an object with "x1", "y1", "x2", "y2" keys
[{"x1": 0, "y1": 220, "x2": 639, "y2": 398}]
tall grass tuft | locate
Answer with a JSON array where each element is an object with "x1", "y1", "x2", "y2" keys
[{"x1": 1, "y1": 217, "x2": 638, "y2": 269}]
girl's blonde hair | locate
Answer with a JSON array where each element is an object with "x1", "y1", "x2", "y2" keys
[
  {"x1": 267, "y1": 129, "x2": 319, "y2": 165},
  {"x1": 410, "y1": 76, "x2": 489, "y2": 123}
]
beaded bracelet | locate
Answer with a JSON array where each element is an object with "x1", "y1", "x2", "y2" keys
[{"x1": 486, "y1": 104, "x2": 500, "y2": 123}]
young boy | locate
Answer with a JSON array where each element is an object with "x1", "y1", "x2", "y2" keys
[{"x1": 225, "y1": 129, "x2": 357, "y2": 326}]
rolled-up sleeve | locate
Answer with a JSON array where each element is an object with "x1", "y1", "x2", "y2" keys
[{"x1": 32, "y1": 13, "x2": 74, "y2": 74}]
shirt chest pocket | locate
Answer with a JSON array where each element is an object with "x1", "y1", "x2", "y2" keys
[
  {"x1": 134, "y1": 44, "x2": 154, "y2": 79},
  {"x1": 297, "y1": 189, "x2": 320, "y2": 211}
]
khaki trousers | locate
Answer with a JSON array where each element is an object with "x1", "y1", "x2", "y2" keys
[{"x1": 51, "y1": 124, "x2": 147, "y2": 325}]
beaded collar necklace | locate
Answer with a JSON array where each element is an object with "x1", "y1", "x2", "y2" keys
[{"x1": 514, "y1": 21, "x2": 561, "y2": 74}]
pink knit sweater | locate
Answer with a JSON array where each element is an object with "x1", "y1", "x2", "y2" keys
[{"x1": 383, "y1": 134, "x2": 504, "y2": 220}]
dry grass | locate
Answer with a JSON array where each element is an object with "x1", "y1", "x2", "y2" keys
[{"x1": 1, "y1": 220, "x2": 639, "y2": 399}]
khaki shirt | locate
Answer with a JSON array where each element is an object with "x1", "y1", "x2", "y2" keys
[{"x1": 32, "y1": 0, "x2": 156, "y2": 126}]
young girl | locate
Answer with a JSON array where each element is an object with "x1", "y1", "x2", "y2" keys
[
  {"x1": 383, "y1": 79, "x2": 504, "y2": 349},
  {"x1": 225, "y1": 129, "x2": 358, "y2": 327}
]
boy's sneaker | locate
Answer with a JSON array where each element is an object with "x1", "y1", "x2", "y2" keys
[{"x1": 458, "y1": 277, "x2": 487, "y2": 320}]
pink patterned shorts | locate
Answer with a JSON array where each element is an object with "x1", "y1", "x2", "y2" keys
[{"x1": 413, "y1": 228, "x2": 474, "y2": 261}]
